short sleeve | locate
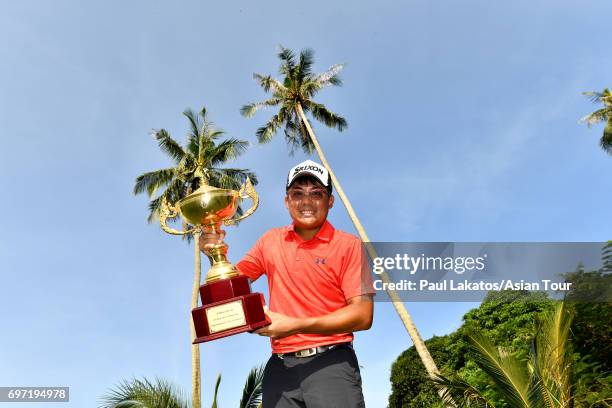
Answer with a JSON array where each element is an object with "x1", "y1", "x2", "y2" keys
[
  {"x1": 340, "y1": 239, "x2": 376, "y2": 300},
  {"x1": 236, "y1": 236, "x2": 266, "y2": 281}
]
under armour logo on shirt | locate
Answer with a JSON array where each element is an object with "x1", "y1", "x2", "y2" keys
[{"x1": 315, "y1": 258, "x2": 326, "y2": 265}]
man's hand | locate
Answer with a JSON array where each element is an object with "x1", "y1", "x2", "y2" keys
[
  {"x1": 254, "y1": 308, "x2": 303, "y2": 340},
  {"x1": 254, "y1": 296, "x2": 373, "y2": 340},
  {"x1": 198, "y1": 229, "x2": 226, "y2": 253}
]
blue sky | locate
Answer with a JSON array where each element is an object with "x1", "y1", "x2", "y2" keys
[{"x1": 0, "y1": 1, "x2": 610, "y2": 407}]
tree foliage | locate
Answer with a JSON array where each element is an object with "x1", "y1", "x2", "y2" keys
[
  {"x1": 99, "y1": 377, "x2": 190, "y2": 408},
  {"x1": 100, "y1": 366, "x2": 265, "y2": 408},
  {"x1": 390, "y1": 335, "x2": 454, "y2": 408},
  {"x1": 564, "y1": 264, "x2": 612, "y2": 407},
  {"x1": 389, "y1": 265, "x2": 611, "y2": 408},
  {"x1": 433, "y1": 302, "x2": 575, "y2": 408},
  {"x1": 389, "y1": 291, "x2": 554, "y2": 407},
  {"x1": 241, "y1": 46, "x2": 347, "y2": 154},
  {"x1": 580, "y1": 88, "x2": 612, "y2": 155},
  {"x1": 239, "y1": 365, "x2": 264, "y2": 408},
  {"x1": 134, "y1": 107, "x2": 257, "y2": 224}
]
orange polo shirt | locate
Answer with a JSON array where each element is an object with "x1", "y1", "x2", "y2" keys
[{"x1": 236, "y1": 221, "x2": 374, "y2": 353}]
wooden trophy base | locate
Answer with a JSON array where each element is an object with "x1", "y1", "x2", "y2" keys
[{"x1": 191, "y1": 275, "x2": 270, "y2": 343}]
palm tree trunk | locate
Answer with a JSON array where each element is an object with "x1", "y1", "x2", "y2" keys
[
  {"x1": 191, "y1": 230, "x2": 202, "y2": 408},
  {"x1": 296, "y1": 103, "x2": 453, "y2": 405}
]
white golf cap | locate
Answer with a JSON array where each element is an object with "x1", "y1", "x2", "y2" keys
[{"x1": 286, "y1": 159, "x2": 332, "y2": 191}]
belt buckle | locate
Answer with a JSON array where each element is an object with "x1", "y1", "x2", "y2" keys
[{"x1": 295, "y1": 347, "x2": 317, "y2": 358}]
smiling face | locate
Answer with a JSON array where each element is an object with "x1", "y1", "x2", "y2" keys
[{"x1": 284, "y1": 176, "x2": 334, "y2": 235}]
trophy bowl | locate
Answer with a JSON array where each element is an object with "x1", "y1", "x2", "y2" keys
[{"x1": 177, "y1": 187, "x2": 239, "y2": 227}]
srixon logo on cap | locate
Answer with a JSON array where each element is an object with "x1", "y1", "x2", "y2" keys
[{"x1": 293, "y1": 165, "x2": 324, "y2": 176}]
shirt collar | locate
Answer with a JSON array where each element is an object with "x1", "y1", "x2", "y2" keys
[{"x1": 285, "y1": 220, "x2": 334, "y2": 242}]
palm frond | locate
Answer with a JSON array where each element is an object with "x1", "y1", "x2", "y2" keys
[
  {"x1": 146, "y1": 178, "x2": 185, "y2": 223},
  {"x1": 583, "y1": 91, "x2": 605, "y2": 104},
  {"x1": 207, "y1": 129, "x2": 225, "y2": 140},
  {"x1": 146, "y1": 196, "x2": 163, "y2": 224},
  {"x1": 133, "y1": 168, "x2": 175, "y2": 197},
  {"x1": 583, "y1": 88, "x2": 611, "y2": 105},
  {"x1": 277, "y1": 46, "x2": 296, "y2": 76},
  {"x1": 209, "y1": 168, "x2": 258, "y2": 188},
  {"x1": 252, "y1": 74, "x2": 286, "y2": 94},
  {"x1": 601, "y1": 119, "x2": 612, "y2": 155},
  {"x1": 154, "y1": 129, "x2": 186, "y2": 164},
  {"x1": 297, "y1": 48, "x2": 315, "y2": 78},
  {"x1": 239, "y1": 366, "x2": 264, "y2": 408},
  {"x1": 187, "y1": 135, "x2": 199, "y2": 157},
  {"x1": 183, "y1": 108, "x2": 202, "y2": 140},
  {"x1": 199, "y1": 106, "x2": 208, "y2": 121},
  {"x1": 313, "y1": 64, "x2": 344, "y2": 87},
  {"x1": 299, "y1": 122, "x2": 315, "y2": 154},
  {"x1": 528, "y1": 342, "x2": 554, "y2": 408},
  {"x1": 210, "y1": 374, "x2": 221, "y2": 408},
  {"x1": 255, "y1": 107, "x2": 287, "y2": 144},
  {"x1": 282, "y1": 115, "x2": 304, "y2": 155},
  {"x1": 531, "y1": 302, "x2": 574, "y2": 407},
  {"x1": 290, "y1": 109, "x2": 315, "y2": 154},
  {"x1": 302, "y1": 66, "x2": 343, "y2": 98},
  {"x1": 198, "y1": 131, "x2": 209, "y2": 169},
  {"x1": 468, "y1": 332, "x2": 531, "y2": 407},
  {"x1": 99, "y1": 377, "x2": 189, "y2": 408},
  {"x1": 209, "y1": 138, "x2": 250, "y2": 165},
  {"x1": 539, "y1": 303, "x2": 572, "y2": 374},
  {"x1": 579, "y1": 89, "x2": 612, "y2": 154},
  {"x1": 211, "y1": 173, "x2": 242, "y2": 190},
  {"x1": 241, "y1": 98, "x2": 282, "y2": 117},
  {"x1": 176, "y1": 154, "x2": 197, "y2": 180},
  {"x1": 579, "y1": 108, "x2": 609, "y2": 126},
  {"x1": 302, "y1": 101, "x2": 348, "y2": 131},
  {"x1": 432, "y1": 374, "x2": 497, "y2": 408},
  {"x1": 187, "y1": 129, "x2": 222, "y2": 160}
]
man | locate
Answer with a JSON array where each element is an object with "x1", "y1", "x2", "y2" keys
[{"x1": 200, "y1": 159, "x2": 374, "y2": 408}]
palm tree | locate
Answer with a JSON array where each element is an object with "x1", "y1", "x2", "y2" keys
[
  {"x1": 579, "y1": 88, "x2": 612, "y2": 155},
  {"x1": 434, "y1": 302, "x2": 575, "y2": 408},
  {"x1": 134, "y1": 107, "x2": 257, "y2": 408},
  {"x1": 99, "y1": 375, "x2": 220, "y2": 408},
  {"x1": 241, "y1": 46, "x2": 446, "y2": 397},
  {"x1": 100, "y1": 367, "x2": 263, "y2": 408},
  {"x1": 99, "y1": 377, "x2": 191, "y2": 408}
]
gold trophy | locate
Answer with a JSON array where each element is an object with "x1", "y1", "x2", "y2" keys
[{"x1": 159, "y1": 178, "x2": 270, "y2": 343}]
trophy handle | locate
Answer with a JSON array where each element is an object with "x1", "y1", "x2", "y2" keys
[
  {"x1": 224, "y1": 177, "x2": 259, "y2": 226},
  {"x1": 160, "y1": 196, "x2": 198, "y2": 235}
]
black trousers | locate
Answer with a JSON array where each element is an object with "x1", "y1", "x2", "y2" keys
[{"x1": 262, "y1": 344, "x2": 366, "y2": 408}]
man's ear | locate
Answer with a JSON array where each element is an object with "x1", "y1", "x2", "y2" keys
[
  {"x1": 284, "y1": 194, "x2": 289, "y2": 210},
  {"x1": 328, "y1": 194, "x2": 334, "y2": 208}
]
